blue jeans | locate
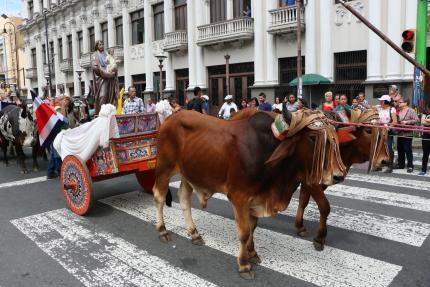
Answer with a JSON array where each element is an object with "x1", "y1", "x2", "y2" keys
[
  {"x1": 387, "y1": 135, "x2": 394, "y2": 154},
  {"x1": 47, "y1": 143, "x2": 62, "y2": 176}
]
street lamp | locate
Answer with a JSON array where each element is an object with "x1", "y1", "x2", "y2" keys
[
  {"x1": 1, "y1": 15, "x2": 19, "y2": 91},
  {"x1": 224, "y1": 54, "x2": 230, "y2": 95},
  {"x1": 155, "y1": 54, "x2": 167, "y2": 102},
  {"x1": 75, "y1": 69, "x2": 84, "y2": 98}
]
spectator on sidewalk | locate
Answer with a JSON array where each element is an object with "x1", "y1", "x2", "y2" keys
[
  {"x1": 201, "y1": 95, "x2": 209, "y2": 114},
  {"x1": 357, "y1": 92, "x2": 370, "y2": 109},
  {"x1": 419, "y1": 107, "x2": 430, "y2": 176},
  {"x1": 187, "y1": 86, "x2": 204, "y2": 113},
  {"x1": 248, "y1": 97, "x2": 259, "y2": 110},
  {"x1": 239, "y1": 99, "x2": 248, "y2": 110},
  {"x1": 377, "y1": 95, "x2": 398, "y2": 173},
  {"x1": 334, "y1": 94, "x2": 351, "y2": 112},
  {"x1": 122, "y1": 87, "x2": 144, "y2": 114},
  {"x1": 321, "y1": 91, "x2": 335, "y2": 111},
  {"x1": 218, "y1": 95, "x2": 238, "y2": 119},
  {"x1": 395, "y1": 98, "x2": 419, "y2": 173},
  {"x1": 146, "y1": 97, "x2": 156, "y2": 113},
  {"x1": 258, "y1": 93, "x2": 272, "y2": 112},
  {"x1": 285, "y1": 94, "x2": 298, "y2": 112},
  {"x1": 273, "y1": 96, "x2": 283, "y2": 111}
]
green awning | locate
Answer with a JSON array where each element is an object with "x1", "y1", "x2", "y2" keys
[{"x1": 289, "y1": 74, "x2": 332, "y2": 86}]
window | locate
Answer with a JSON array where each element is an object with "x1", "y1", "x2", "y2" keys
[
  {"x1": 101, "y1": 22, "x2": 108, "y2": 47},
  {"x1": 88, "y1": 27, "x2": 95, "y2": 51},
  {"x1": 233, "y1": 0, "x2": 251, "y2": 18},
  {"x1": 67, "y1": 35, "x2": 72, "y2": 58},
  {"x1": 279, "y1": 56, "x2": 305, "y2": 84},
  {"x1": 42, "y1": 44, "x2": 47, "y2": 64},
  {"x1": 153, "y1": 4, "x2": 164, "y2": 41},
  {"x1": 333, "y1": 50, "x2": 367, "y2": 100},
  {"x1": 77, "y1": 31, "x2": 83, "y2": 56},
  {"x1": 210, "y1": 0, "x2": 226, "y2": 23},
  {"x1": 28, "y1": 1, "x2": 34, "y2": 18},
  {"x1": 131, "y1": 9, "x2": 145, "y2": 45},
  {"x1": 174, "y1": 0, "x2": 187, "y2": 30},
  {"x1": 115, "y1": 17, "x2": 123, "y2": 46},
  {"x1": 31, "y1": 48, "x2": 37, "y2": 67},
  {"x1": 58, "y1": 38, "x2": 63, "y2": 60}
]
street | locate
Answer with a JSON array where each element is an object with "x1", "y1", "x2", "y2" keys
[{"x1": 0, "y1": 148, "x2": 429, "y2": 287}]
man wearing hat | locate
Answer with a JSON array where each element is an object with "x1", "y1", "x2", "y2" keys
[{"x1": 218, "y1": 95, "x2": 238, "y2": 119}]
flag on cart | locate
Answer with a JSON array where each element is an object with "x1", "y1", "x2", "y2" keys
[{"x1": 33, "y1": 96, "x2": 68, "y2": 148}]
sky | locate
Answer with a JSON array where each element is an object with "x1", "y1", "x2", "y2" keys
[{"x1": 1, "y1": 0, "x2": 22, "y2": 17}]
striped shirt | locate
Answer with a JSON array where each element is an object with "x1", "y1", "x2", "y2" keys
[{"x1": 123, "y1": 97, "x2": 144, "y2": 114}]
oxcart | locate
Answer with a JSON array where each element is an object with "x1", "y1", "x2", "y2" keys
[{"x1": 60, "y1": 112, "x2": 159, "y2": 215}]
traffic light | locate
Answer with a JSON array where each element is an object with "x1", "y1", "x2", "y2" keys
[{"x1": 401, "y1": 29, "x2": 416, "y2": 53}]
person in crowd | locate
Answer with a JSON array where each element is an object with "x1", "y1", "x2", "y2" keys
[
  {"x1": 272, "y1": 96, "x2": 283, "y2": 111},
  {"x1": 187, "y1": 86, "x2": 204, "y2": 113},
  {"x1": 395, "y1": 98, "x2": 419, "y2": 173},
  {"x1": 420, "y1": 107, "x2": 430, "y2": 176},
  {"x1": 218, "y1": 95, "x2": 238, "y2": 119},
  {"x1": 389, "y1": 85, "x2": 399, "y2": 101},
  {"x1": 321, "y1": 91, "x2": 335, "y2": 111},
  {"x1": 168, "y1": 96, "x2": 182, "y2": 114},
  {"x1": 146, "y1": 97, "x2": 156, "y2": 113},
  {"x1": 243, "y1": 5, "x2": 251, "y2": 17},
  {"x1": 283, "y1": 0, "x2": 296, "y2": 6},
  {"x1": 122, "y1": 86, "x2": 144, "y2": 114},
  {"x1": 357, "y1": 92, "x2": 370, "y2": 109},
  {"x1": 334, "y1": 94, "x2": 351, "y2": 112},
  {"x1": 334, "y1": 94, "x2": 340, "y2": 107},
  {"x1": 257, "y1": 93, "x2": 272, "y2": 111},
  {"x1": 297, "y1": 98, "x2": 307, "y2": 110},
  {"x1": 239, "y1": 99, "x2": 248, "y2": 110},
  {"x1": 285, "y1": 94, "x2": 298, "y2": 112},
  {"x1": 352, "y1": 98, "x2": 359, "y2": 109},
  {"x1": 377, "y1": 95, "x2": 398, "y2": 173},
  {"x1": 201, "y1": 95, "x2": 209, "y2": 114},
  {"x1": 248, "y1": 97, "x2": 259, "y2": 110}
]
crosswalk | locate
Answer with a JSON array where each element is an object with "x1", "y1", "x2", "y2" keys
[{"x1": 10, "y1": 169, "x2": 430, "y2": 287}]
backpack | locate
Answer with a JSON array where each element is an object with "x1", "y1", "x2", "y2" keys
[{"x1": 187, "y1": 98, "x2": 203, "y2": 113}]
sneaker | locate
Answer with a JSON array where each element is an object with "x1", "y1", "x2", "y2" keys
[
  {"x1": 47, "y1": 173, "x2": 59, "y2": 179},
  {"x1": 418, "y1": 171, "x2": 427, "y2": 176},
  {"x1": 407, "y1": 167, "x2": 413, "y2": 173}
]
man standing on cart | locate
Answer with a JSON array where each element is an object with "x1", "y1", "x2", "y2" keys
[{"x1": 122, "y1": 86, "x2": 144, "y2": 114}]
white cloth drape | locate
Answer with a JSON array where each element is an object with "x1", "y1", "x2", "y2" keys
[{"x1": 53, "y1": 104, "x2": 119, "y2": 161}]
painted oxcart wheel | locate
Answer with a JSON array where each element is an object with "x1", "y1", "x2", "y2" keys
[
  {"x1": 136, "y1": 169, "x2": 156, "y2": 194},
  {"x1": 60, "y1": 155, "x2": 94, "y2": 215}
]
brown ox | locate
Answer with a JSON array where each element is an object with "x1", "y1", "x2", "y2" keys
[
  {"x1": 152, "y1": 108, "x2": 347, "y2": 279},
  {"x1": 294, "y1": 109, "x2": 389, "y2": 249}
]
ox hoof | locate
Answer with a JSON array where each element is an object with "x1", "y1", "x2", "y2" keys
[
  {"x1": 159, "y1": 233, "x2": 171, "y2": 243},
  {"x1": 239, "y1": 271, "x2": 255, "y2": 280},
  {"x1": 191, "y1": 236, "x2": 205, "y2": 246},
  {"x1": 297, "y1": 230, "x2": 309, "y2": 238},
  {"x1": 21, "y1": 170, "x2": 29, "y2": 174},
  {"x1": 248, "y1": 254, "x2": 262, "y2": 265},
  {"x1": 313, "y1": 240, "x2": 325, "y2": 251}
]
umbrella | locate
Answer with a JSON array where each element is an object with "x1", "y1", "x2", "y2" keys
[{"x1": 289, "y1": 74, "x2": 332, "y2": 108}]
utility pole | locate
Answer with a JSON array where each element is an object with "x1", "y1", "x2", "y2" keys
[
  {"x1": 413, "y1": 0, "x2": 428, "y2": 111},
  {"x1": 43, "y1": 9, "x2": 53, "y2": 99},
  {"x1": 225, "y1": 54, "x2": 230, "y2": 95},
  {"x1": 296, "y1": 0, "x2": 303, "y2": 99}
]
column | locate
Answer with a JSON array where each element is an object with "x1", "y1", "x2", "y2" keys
[
  {"x1": 187, "y1": 0, "x2": 197, "y2": 90},
  {"x1": 70, "y1": 18, "x2": 80, "y2": 97},
  {"x1": 319, "y1": 0, "x2": 333, "y2": 80},
  {"x1": 205, "y1": 0, "x2": 210, "y2": 23},
  {"x1": 403, "y1": 0, "x2": 417, "y2": 80},
  {"x1": 305, "y1": 0, "x2": 317, "y2": 74},
  {"x1": 35, "y1": 34, "x2": 45, "y2": 96},
  {"x1": 106, "y1": 1, "x2": 115, "y2": 47},
  {"x1": 164, "y1": 0, "x2": 174, "y2": 92},
  {"x1": 92, "y1": 4, "x2": 102, "y2": 41},
  {"x1": 22, "y1": 0, "x2": 29, "y2": 19},
  {"x1": 121, "y1": 0, "x2": 131, "y2": 89},
  {"x1": 385, "y1": 0, "x2": 402, "y2": 80},
  {"x1": 82, "y1": 17, "x2": 91, "y2": 95},
  {"x1": 61, "y1": 23, "x2": 69, "y2": 96},
  {"x1": 253, "y1": 0, "x2": 265, "y2": 86},
  {"x1": 195, "y1": 0, "x2": 207, "y2": 89},
  {"x1": 24, "y1": 38, "x2": 32, "y2": 98},
  {"x1": 265, "y1": 0, "x2": 278, "y2": 86},
  {"x1": 227, "y1": 0, "x2": 234, "y2": 20},
  {"x1": 144, "y1": 0, "x2": 154, "y2": 93},
  {"x1": 34, "y1": 0, "x2": 42, "y2": 14},
  {"x1": 52, "y1": 30, "x2": 62, "y2": 96},
  {"x1": 366, "y1": 0, "x2": 382, "y2": 81}
]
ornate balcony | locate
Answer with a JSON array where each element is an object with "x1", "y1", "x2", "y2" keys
[
  {"x1": 163, "y1": 31, "x2": 188, "y2": 52},
  {"x1": 109, "y1": 46, "x2": 124, "y2": 63},
  {"x1": 60, "y1": 58, "x2": 73, "y2": 73},
  {"x1": 25, "y1": 68, "x2": 37, "y2": 80},
  {"x1": 43, "y1": 64, "x2": 55, "y2": 77},
  {"x1": 197, "y1": 17, "x2": 254, "y2": 46},
  {"x1": 80, "y1": 52, "x2": 93, "y2": 69},
  {"x1": 268, "y1": 6, "x2": 305, "y2": 35}
]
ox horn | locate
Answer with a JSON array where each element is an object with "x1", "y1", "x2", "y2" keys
[{"x1": 282, "y1": 103, "x2": 292, "y2": 122}]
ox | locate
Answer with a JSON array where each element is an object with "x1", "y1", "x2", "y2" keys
[
  {"x1": 294, "y1": 109, "x2": 389, "y2": 249},
  {"x1": 0, "y1": 104, "x2": 39, "y2": 173},
  {"x1": 152, "y1": 108, "x2": 347, "y2": 279}
]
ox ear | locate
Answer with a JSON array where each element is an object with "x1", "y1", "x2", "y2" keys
[{"x1": 265, "y1": 138, "x2": 297, "y2": 168}]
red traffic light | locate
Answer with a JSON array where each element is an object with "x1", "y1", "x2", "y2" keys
[{"x1": 402, "y1": 30, "x2": 415, "y2": 40}]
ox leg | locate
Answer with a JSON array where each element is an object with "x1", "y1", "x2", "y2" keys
[
  {"x1": 247, "y1": 215, "x2": 261, "y2": 264},
  {"x1": 32, "y1": 145, "x2": 39, "y2": 172},
  {"x1": 153, "y1": 175, "x2": 171, "y2": 242},
  {"x1": 231, "y1": 200, "x2": 254, "y2": 280},
  {"x1": 1, "y1": 141, "x2": 8, "y2": 166},
  {"x1": 178, "y1": 180, "x2": 204, "y2": 246},
  {"x1": 15, "y1": 144, "x2": 28, "y2": 174},
  {"x1": 295, "y1": 185, "x2": 311, "y2": 238},
  {"x1": 310, "y1": 191, "x2": 330, "y2": 251}
]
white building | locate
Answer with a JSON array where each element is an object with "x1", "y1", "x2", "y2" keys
[{"x1": 19, "y1": 0, "x2": 425, "y2": 112}]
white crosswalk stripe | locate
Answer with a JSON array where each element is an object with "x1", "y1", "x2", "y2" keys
[
  {"x1": 346, "y1": 173, "x2": 430, "y2": 191},
  {"x1": 100, "y1": 192, "x2": 402, "y2": 287},
  {"x1": 11, "y1": 209, "x2": 219, "y2": 287}
]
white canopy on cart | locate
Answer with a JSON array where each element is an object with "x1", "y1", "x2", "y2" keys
[{"x1": 53, "y1": 104, "x2": 119, "y2": 161}]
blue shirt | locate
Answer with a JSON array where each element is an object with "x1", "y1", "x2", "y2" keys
[{"x1": 258, "y1": 102, "x2": 272, "y2": 112}]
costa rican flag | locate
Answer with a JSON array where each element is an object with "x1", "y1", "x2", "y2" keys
[{"x1": 33, "y1": 96, "x2": 67, "y2": 148}]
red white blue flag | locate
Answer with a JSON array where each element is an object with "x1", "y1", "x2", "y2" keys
[{"x1": 33, "y1": 96, "x2": 67, "y2": 148}]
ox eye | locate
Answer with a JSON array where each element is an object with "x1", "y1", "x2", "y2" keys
[
  {"x1": 364, "y1": 128, "x2": 372, "y2": 134},
  {"x1": 308, "y1": 135, "x2": 317, "y2": 143}
]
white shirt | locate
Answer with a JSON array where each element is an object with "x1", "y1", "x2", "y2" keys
[
  {"x1": 378, "y1": 106, "x2": 396, "y2": 124},
  {"x1": 218, "y1": 102, "x2": 238, "y2": 119},
  {"x1": 272, "y1": 103, "x2": 283, "y2": 111}
]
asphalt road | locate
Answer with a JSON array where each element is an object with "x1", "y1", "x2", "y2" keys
[{"x1": 0, "y1": 148, "x2": 429, "y2": 287}]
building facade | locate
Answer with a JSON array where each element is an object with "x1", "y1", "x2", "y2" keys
[{"x1": 18, "y1": 0, "x2": 425, "y2": 112}]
